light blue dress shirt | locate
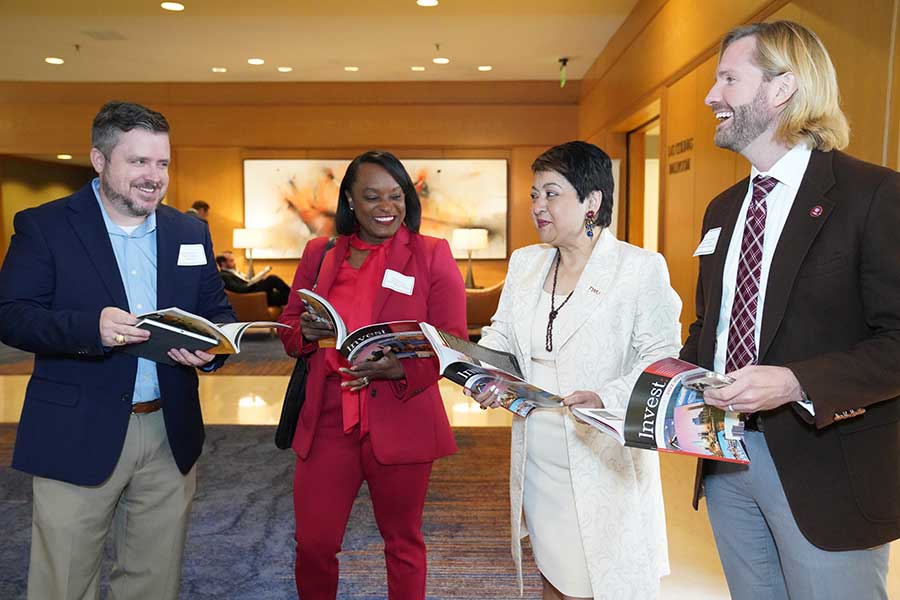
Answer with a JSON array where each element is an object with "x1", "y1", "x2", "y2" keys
[{"x1": 92, "y1": 178, "x2": 160, "y2": 404}]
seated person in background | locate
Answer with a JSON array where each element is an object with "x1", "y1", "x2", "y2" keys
[
  {"x1": 185, "y1": 200, "x2": 209, "y2": 223},
  {"x1": 216, "y1": 250, "x2": 290, "y2": 307}
]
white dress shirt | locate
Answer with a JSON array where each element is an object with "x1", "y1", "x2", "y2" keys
[{"x1": 712, "y1": 145, "x2": 816, "y2": 414}]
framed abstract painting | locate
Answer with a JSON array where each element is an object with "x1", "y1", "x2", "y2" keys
[{"x1": 243, "y1": 158, "x2": 508, "y2": 259}]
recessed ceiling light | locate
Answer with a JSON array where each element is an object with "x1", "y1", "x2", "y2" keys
[
  {"x1": 56, "y1": 154, "x2": 72, "y2": 160},
  {"x1": 211, "y1": 67, "x2": 227, "y2": 73},
  {"x1": 417, "y1": 0, "x2": 439, "y2": 6},
  {"x1": 160, "y1": 2, "x2": 185, "y2": 11},
  {"x1": 411, "y1": 66, "x2": 426, "y2": 72},
  {"x1": 44, "y1": 57, "x2": 64, "y2": 65},
  {"x1": 432, "y1": 57, "x2": 450, "y2": 65},
  {"x1": 478, "y1": 65, "x2": 493, "y2": 72},
  {"x1": 247, "y1": 58, "x2": 265, "y2": 66},
  {"x1": 344, "y1": 66, "x2": 359, "y2": 72},
  {"x1": 277, "y1": 66, "x2": 293, "y2": 73}
]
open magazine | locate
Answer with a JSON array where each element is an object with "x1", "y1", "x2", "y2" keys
[
  {"x1": 118, "y1": 306, "x2": 289, "y2": 366},
  {"x1": 244, "y1": 266, "x2": 272, "y2": 286},
  {"x1": 298, "y1": 289, "x2": 435, "y2": 365},
  {"x1": 419, "y1": 323, "x2": 563, "y2": 417},
  {"x1": 572, "y1": 358, "x2": 749, "y2": 464}
]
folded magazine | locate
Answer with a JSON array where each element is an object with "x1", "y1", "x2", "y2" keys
[
  {"x1": 573, "y1": 358, "x2": 749, "y2": 463},
  {"x1": 118, "y1": 306, "x2": 288, "y2": 366},
  {"x1": 298, "y1": 289, "x2": 434, "y2": 366},
  {"x1": 417, "y1": 324, "x2": 748, "y2": 463},
  {"x1": 419, "y1": 323, "x2": 564, "y2": 417}
]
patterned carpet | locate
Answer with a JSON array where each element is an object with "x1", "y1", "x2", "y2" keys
[
  {"x1": 0, "y1": 337, "x2": 295, "y2": 376},
  {"x1": 0, "y1": 425, "x2": 540, "y2": 599}
]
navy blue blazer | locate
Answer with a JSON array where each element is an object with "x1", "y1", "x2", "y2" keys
[{"x1": 0, "y1": 183, "x2": 235, "y2": 485}]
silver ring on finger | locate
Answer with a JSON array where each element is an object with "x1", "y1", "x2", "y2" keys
[
  {"x1": 361, "y1": 376, "x2": 370, "y2": 387},
  {"x1": 727, "y1": 404, "x2": 735, "y2": 412}
]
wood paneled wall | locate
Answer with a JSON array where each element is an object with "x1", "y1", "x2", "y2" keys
[
  {"x1": 0, "y1": 81, "x2": 577, "y2": 285},
  {"x1": 0, "y1": 157, "x2": 95, "y2": 264},
  {"x1": 579, "y1": 0, "x2": 900, "y2": 336},
  {"x1": 3, "y1": 2, "x2": 897, "y2": 299}
]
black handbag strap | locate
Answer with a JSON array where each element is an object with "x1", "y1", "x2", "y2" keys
[
  {"x1": 314, "y1": 237, "x2": 337, "y2": 285},
  {"x1": 273, "y1": 237, "x2": 338, "y2": 450}
]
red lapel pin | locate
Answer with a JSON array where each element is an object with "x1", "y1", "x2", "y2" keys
[{"x1": 809, "y1": 205, "x2": 823, "y2": 217}]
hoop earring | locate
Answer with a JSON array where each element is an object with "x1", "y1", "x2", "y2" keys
[{"x1": 584, "y1": 210, "x2": 595, "y2": 238}]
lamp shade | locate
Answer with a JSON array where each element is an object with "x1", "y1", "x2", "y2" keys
[
  {"x1": 232, "y1": 228, "x2": 266, "y2": 249},
  {"x1": 451, "y1": 228, "x2": 489, "y2": 252}
]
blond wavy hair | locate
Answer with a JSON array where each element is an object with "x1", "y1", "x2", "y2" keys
[{"x1": 722, "y1": 21, "x2": 849, "y2": 151}]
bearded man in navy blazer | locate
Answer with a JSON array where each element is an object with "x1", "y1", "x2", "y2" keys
[
  {"x1": 681, "y1": 21, "x2": 900, "y2": 599},
  {"x1": 0, "y1": 101, "x2": 234, "y2": 600}
]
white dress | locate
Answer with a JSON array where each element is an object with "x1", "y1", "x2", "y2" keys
[{"x1": 522, "y1": 289, "x2": 593, "y2": 597}]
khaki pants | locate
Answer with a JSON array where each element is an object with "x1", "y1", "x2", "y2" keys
[{"x1": 27, "y1": 410, "x2": 197, "y2": 600}]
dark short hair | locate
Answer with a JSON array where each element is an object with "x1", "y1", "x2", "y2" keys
[
  {"x1": 215, "y1": 254, "x2": 228, "y2": 268},
  {"x1": 531, "y1": 141, "x2": 614, "y2": 228},
  {"x1": 91, "y1": 101, "x2": 170, "y2": 159},
  {"x1": 335, "y1": 150, "x2": 422, "y2": 236},
  {"x1": 192, "y1": 200, "x2": 210, "y2": 211}
]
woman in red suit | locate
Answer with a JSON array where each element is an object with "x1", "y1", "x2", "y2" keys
[{"x1": 278, "y1": 150, "x2": 467, "y2": 599}]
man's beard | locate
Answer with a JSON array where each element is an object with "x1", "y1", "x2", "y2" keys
[
  {"x1": 714, "y1": 84, "x2": 773, "y2": 152},
  {"x1": 100, "y1": 175, "x2": 161, "y2": 218}
]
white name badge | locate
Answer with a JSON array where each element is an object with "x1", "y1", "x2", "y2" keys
[
  {"x1": 177, "y1": 244, "x2": 207, "y2": 266},
  {"x1": 382, "y1": 269, "x2": 415, "y2": 296},
  {"x1": 693, "y1": 227, "x2": 722, "y2": 257}
]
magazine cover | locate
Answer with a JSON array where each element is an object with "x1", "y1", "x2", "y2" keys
[
  {"x1": 623, "y1": 358, "x2": 749, "y2": 463},
  {"x1": 339, "y1": 321, "x2": 434, "y2": 365}
]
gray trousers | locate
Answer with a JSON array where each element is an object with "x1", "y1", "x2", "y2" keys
[
  {"x1": 27, "y1": 410, "x2": 197, "y2": 600},
  {"x1": 705, "y1": 430, "x2": 889, "y2": 600}
]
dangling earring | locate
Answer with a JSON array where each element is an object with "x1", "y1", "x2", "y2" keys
[{"x1": 584, "y1": 210, "x2": 595, "y2": 238}]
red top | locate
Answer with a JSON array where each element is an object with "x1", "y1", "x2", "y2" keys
[
  {"x1": 325, "y1": 232, "x2": 393, "y2": 435},
  {"x1": 278, "y1": 228, "x2": 466, "y2": 465}
]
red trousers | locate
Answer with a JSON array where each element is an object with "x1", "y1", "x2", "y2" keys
[{"x1": 293, "y1": 380, "x2": 433, "y2": 599}]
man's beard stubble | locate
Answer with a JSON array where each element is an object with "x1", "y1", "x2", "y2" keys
[
  {"x1": 714, "y1": 84, "x2": 773, "y2": 153},
  {"x1": 100, "y1": 174, "x2": 161, "y2": 218}
]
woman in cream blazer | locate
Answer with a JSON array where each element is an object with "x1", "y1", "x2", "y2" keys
[{"x1": 478, "y1": 141, "x2": 682, "y2": 599}]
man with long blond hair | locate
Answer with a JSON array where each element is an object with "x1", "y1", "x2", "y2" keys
[{"x1": 681, "y1": 20, "x2": 900, "y2": 599}]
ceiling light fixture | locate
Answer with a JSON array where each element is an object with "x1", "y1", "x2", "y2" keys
[
  {"x1": 477, "y1": 65, "x2": 492, "y2": 72},
  {"x1": 56, "y1": 154, "x2": 72, "y2": 160},
  {"x1": 431, "y1": 42, "x2": 449, "y2": 65},
  {"x1": 44, "y1": 57, "x2": 64, "y2": 65},
  {"x1": 411, "y1": 66, "x2": 426, "y2": 72},
  {"x1": 416, "y1": 0, "x2": 439, "y2": 6},
  {"x1": 160, "y1": 2, "x2": 185, "y2": 11},
  {"x1": 344, "y1": 66, "x2": 359, "y2": 72},
  {"x1": 277, "y1": 66, "x2": 293, "y2": 73},
  {"x1": 247, "y1": 58, "x2": 265, "y2": 66},
  {"x1": 211, "y1": 67, "x2": 227, "y2": 73}
]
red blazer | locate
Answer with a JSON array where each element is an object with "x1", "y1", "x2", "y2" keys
[{"x1": 279, "y1": 228, "x2": 467, "y2": 465}]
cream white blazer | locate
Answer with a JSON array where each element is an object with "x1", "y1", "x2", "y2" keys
[{"x1": 480, "y1": 229, "x2": 682, "y2": 599}]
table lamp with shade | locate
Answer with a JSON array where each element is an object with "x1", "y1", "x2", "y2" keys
[
  {"x1": 232, "y1": 227, "x2": 267, "y2": 278},
  {"x1": 452, "y1": 228, "x2": 488, "y2": 289}
]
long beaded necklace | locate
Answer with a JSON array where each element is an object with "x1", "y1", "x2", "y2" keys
[{"x1": 545, "y1": 249, "x2": 575, "y2": 352}]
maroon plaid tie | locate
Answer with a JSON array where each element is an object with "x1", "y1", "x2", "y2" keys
[{"x1": 725, "y1": 175, "x2": 778, "y2": 373}]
